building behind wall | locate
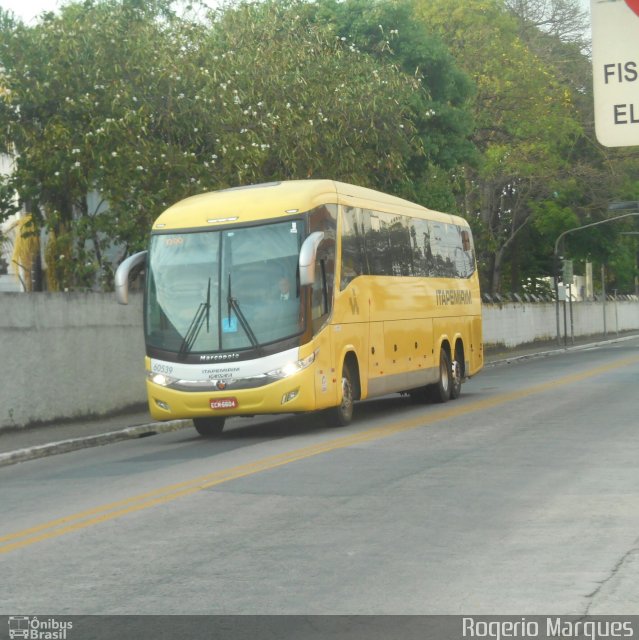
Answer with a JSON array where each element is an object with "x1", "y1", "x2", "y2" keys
[{"x1": 0, "y1": 153, "x2": 24, "y2": 292}]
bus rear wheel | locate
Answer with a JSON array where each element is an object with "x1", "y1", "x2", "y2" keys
[
  {"x1": 450, "y1": 356, "x2": 462, "y2": 400},
  {"x1": 428, "y1": 349, "x2": 452, "y2": 403},
  {"x1": 329, "y1": 363, "x2": 354, "y2": 427},
  {"x1": 193, "y1": 416, "x2": 226, "y2": 437}
]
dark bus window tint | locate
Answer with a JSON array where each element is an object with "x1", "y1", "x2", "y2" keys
[
  {"x1": 428, "y1": 221, "x2": 447, "y2": 277},
  {"x1": 364, "y1": 210, "x2": 390, "y2": 276},
  {"x1": 341, "y1": 207, "x2": 366, "y2": 289},
  {"x1": 457, "y1": 227, "x2": 476, "y2": 278},
  {"x1": 409, "y1": 218, "x2": 434, "y2": 277},
  {"x1": 341, "y1": 204, "x2": 475, "y2": 282},
  {"x1": 309, "y1": 205, "x2": 337, "y2": 330},
  {"x1": 386, "y1": 213, "x2": 413, "y2": 276}
]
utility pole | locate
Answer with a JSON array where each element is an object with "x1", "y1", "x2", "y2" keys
[{"x1": 553, "y1": 210, "x2": 639, "y2": 345}]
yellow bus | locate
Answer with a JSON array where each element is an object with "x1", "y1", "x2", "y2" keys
[{"x1": 116, "y1": 180, "x2": 483, "y2": 436}]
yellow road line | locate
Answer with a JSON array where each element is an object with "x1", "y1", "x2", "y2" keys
[{"x1": 2, "y1": 354, "x2": 638, "y2": 555}]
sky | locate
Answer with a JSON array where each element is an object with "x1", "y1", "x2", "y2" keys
[
  {"x1": 1, "y1": 0, "x2": 222, "y2": 22},
  {"x1": 2, "y1": 0, "x2": 594, "y2": 25},
  {"x1": 2, "y1": 0, "x2": 63, "y2": 23}
]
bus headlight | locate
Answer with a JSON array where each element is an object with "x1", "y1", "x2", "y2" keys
[
  {"x1": 147, "y1": 371, "x2": 179, "y2": 387},
  {"x1": 266, "y1": 351, "x2": 316, "y2": 379}
]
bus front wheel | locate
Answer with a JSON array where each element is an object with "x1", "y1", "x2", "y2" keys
[
  {"x1": 193, "y1": 416, "x2": 226, "y2": 437},
  {"x1": 428, "y1": 349, "x2": 452, "y2": 403},
  {"x1": 329, "y1": 363, "x2": 355, "y2": 427}
]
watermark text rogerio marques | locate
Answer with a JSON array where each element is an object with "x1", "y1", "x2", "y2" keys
[{"x1": 462, "y1": 617, "x2": 635, "y2": 640}]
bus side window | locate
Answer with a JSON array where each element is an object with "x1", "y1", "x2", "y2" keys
[
  {"x1": 456, "y1": 227, "x2": 475, "y2": 278},
  {"x1": 312, "y1": 239, "x2": 335, "y2": 332},
  {"x1": 461, "y1": 229, "x2": 471, "y2": 252},
  {"x1": 341, "y1": 207, "x2": 365, "y2": 289}
]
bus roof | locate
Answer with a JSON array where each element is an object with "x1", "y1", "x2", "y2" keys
[{"x1": 152, "y1": 180, "x2": 467, "y2": 231}]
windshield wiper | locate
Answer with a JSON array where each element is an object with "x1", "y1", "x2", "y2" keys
[
  {"x1": 226, "y1": 272, "x2": 261, "y2": 353},
  {"x1": 178, "y1": 277, "x2": 211, "y2": 358}
]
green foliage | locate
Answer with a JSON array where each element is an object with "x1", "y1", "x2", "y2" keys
[
  {"x1": 0, "y1": 0, "x2": 429, "y2": 288},
  {"x1": 309, "y1": 0, "x2": 476, "y2": 170},
  {"x1": 415, "y1": 0, "x2": 584, "y2": 293},
  {"x1": 1, "y1": 0, "x2": 638, "y2": 294},
  {"x1": 201, "y1": 0, "x2": 426, "y2": 194}
]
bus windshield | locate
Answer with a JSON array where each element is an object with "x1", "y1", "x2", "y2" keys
[{"x1": 146, "y1": 219, "x2": 304, "y2": 355}]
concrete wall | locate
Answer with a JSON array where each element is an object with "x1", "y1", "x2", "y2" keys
[
  {"x1": 483, "y1": 299, "x2": 639, "y2": 348},
  {"x1": 1, "y1": 293, "x2": 638, "y2": 430},
  {"x1": 0, "y1": 292, "x2": 146, "y2": 430}
]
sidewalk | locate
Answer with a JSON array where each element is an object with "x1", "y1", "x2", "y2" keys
[{"x1": 1, "y1": 330, "x2": 638, "y2": 467}]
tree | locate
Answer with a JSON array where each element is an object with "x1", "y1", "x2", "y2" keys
[
  {"x1": 505, "y1": 0, "x2": 590, "y2": 50},
  {"x1": 506, "y1": 0, "x2": 639, "y2": 294},
  {"x1": 0, "y1": 0, "x2": 428, "y2": 290},
  {"x1": 414, "y1": 0, "x2": 583, "y2": 294},
  {"x1": 0, "y1": 0, "x2": 191, "y2": 289},
  {"x1": 307, "y1": 0, "x2": 476, "y2": 210}
]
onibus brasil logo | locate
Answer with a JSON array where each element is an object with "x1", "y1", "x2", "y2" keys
[{"x1": 8, "y1": 617, "x2": 73, "y2": 640}]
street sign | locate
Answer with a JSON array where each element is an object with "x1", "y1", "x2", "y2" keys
[
  {"x1": 562, "y1": 259, "x2": 573, "y2": 283},
  {"x1": 591, "y1": 0, "x2": 639, "y2": 147}
]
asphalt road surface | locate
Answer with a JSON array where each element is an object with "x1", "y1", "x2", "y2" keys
[{"x1": 1, "y1": 338, "x2": 639, "y2": 616}]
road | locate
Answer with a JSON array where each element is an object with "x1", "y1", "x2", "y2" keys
[{"x1": 1, "y1": 338, "x2": 639, "y2": 616}]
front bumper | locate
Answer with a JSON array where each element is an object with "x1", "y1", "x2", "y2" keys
[{"x1": 146, "y1": 363, "x2": 316, "y2": 420}]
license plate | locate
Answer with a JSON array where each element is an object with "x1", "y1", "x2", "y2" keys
[{"x1": 210, "y1": 397, "x2": 238, "y2": 410}]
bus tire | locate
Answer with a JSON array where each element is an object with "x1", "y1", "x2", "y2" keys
[
  {"x1": 330, "y1": 363, "x2": 355, "y2": 427},
  {"x1": 193, "y1": 416, "x2": 225, "y2": 437},
  {"x1": 428, "y1": 349, "x2": 452, "y2": 403},
  {"x1": 450, "y1": 356, "x2": 462, "y2": 400}
]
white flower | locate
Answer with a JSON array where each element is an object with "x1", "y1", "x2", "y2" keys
[{"x1": 111, "y1": 151, "x2": 118, "y2": 157}]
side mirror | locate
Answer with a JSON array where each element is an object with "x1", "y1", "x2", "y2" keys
[
  {"x1": 298, "y1": 232, "x2": 325, "y2": 286},
  {"x1": 115, "y1": 250, "x2": 147, "y2": 305}
]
